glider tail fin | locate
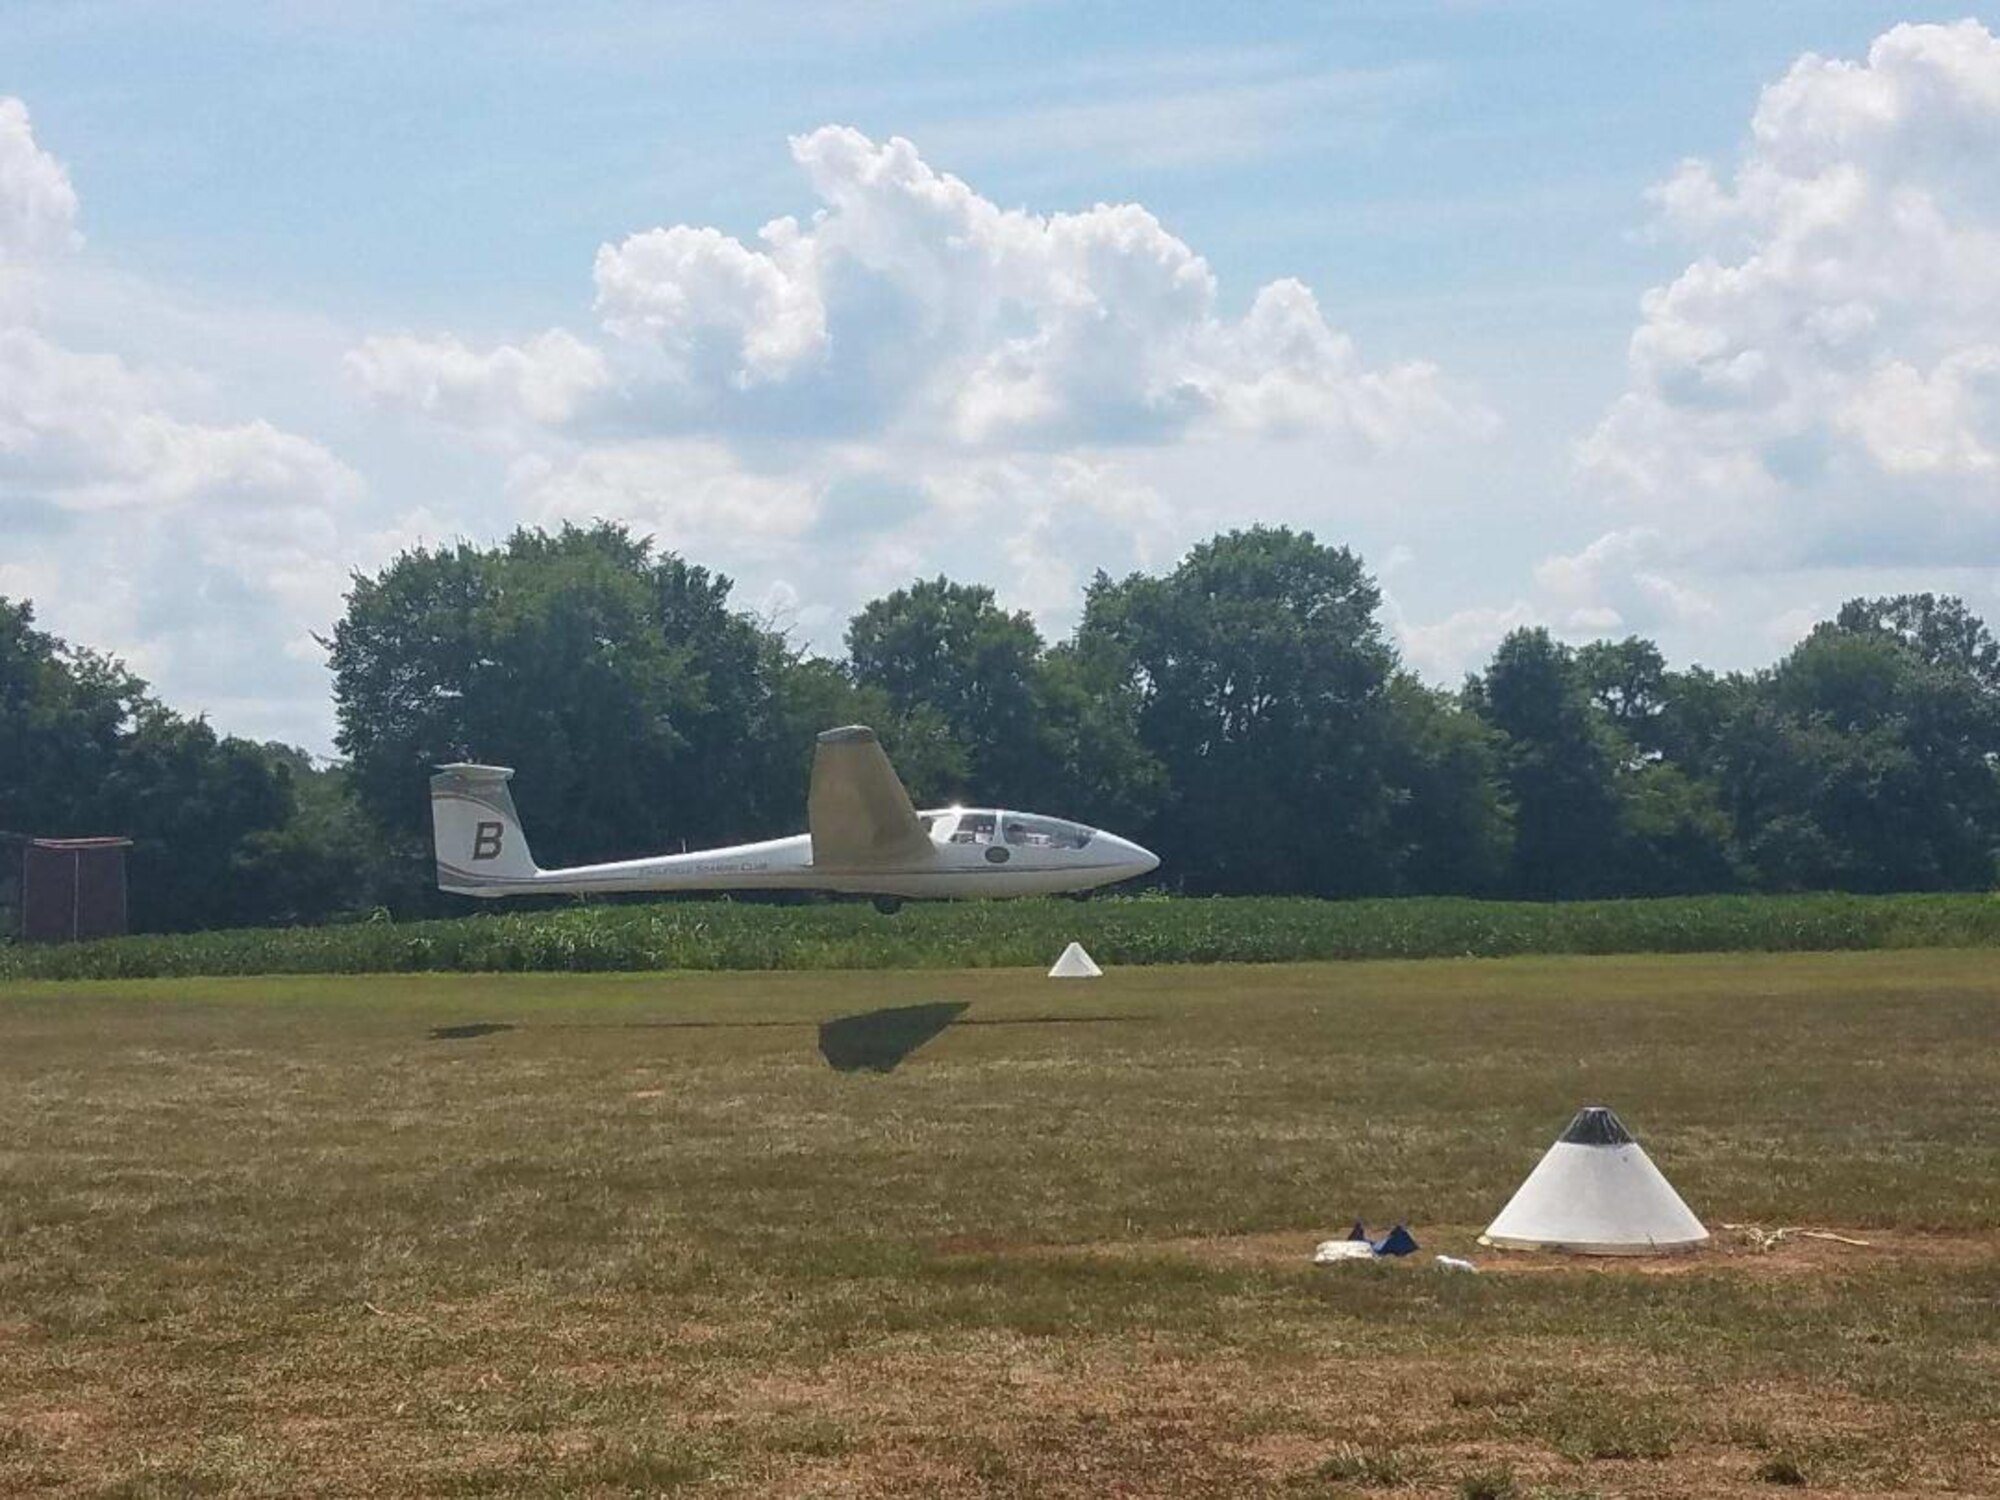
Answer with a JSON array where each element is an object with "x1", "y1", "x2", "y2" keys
[{"x1": 431, "y1": 764, "x2": 541, "y2": 894}]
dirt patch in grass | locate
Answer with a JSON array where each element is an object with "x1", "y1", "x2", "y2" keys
[
  {"x1": 712, "y1": 1336, "x2": 1985, "y2": 1498},
  {"x1": 1471, "y1": 1225, "x2": 1995, "y2": 1279},
  {"x1": 973, "y1": 1223, "x2": 1998, "y2": 1281}
]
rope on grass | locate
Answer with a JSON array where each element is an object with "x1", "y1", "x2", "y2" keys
[{"x1": 1720, "y1": 1223, "x2": 1873, "y2": 1252}]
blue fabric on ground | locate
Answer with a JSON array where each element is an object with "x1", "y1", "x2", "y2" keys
[{"x1": 1372, "y1": 1224, "x2": 1420, "y2": 1257}]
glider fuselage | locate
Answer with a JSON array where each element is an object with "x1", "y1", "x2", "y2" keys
[
  {"x1": 438, "y1": 810, "x2": 1154, "y2": 900},
  {"x1": 432, "y1": 726, "x2": 1159, "y2": 902}
]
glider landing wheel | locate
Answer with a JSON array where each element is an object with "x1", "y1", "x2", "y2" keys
[{"x1": 871, "y1": 896, "x2": 904, "y2": 916}]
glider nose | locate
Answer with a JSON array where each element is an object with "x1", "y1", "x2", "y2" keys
[{"x1": 1108, "y1": 834, "x2": 1160, "y2": 879}]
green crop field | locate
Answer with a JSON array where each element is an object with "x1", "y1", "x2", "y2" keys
[
  {"x1": 2, "y1": 951, "x2": 1995, "y2": 1497},
  {"x1": 6, "y1": 891, "x2": 2000, "y2": 980}
]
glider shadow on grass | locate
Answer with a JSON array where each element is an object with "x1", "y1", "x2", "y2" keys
[
  {"x1": 817, "y1": 1002, "x2": 970, "y2": 1073},
  {"x1": 429, "y1": 1022, "x2": 518, "y2": 1040},
  {"x1": 818, "y1": 1005, "x2": 1153, "y2": 1073},
  {"x1": 429, "y1": 1006, "x2": 1148, "y2": 1074},
  {"x1": 427, "y1": 1019, "x2": 799, "y2": 1041},
  {"x1": 425, "y1": 1010, "x2": 959, "y2": 1069}
]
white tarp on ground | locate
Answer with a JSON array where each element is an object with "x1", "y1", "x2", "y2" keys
[
  {"x1": 1479, "y1": 1106, "x2": 1709, "y2": 1255},
  {"x1": 1312, "y1": 1239, "x2": 1375, "y2": 1264},
  {"x1": 1048, "y1": 942, "x2": 1103, "y2": 978}
]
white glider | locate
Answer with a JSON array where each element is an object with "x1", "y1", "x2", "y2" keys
[{"x1": 431, "y1": 724, "x2": 1158, "y2": 909}]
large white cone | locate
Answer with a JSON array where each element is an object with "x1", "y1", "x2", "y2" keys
[
  {"x1": 1480, "y1": 1106, "x2": 1708, "y2": 1255},
  {"x1": 1048, "y1": 942, "x2": 1103, "y2": 978}
]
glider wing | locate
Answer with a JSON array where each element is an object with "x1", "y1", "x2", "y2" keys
[{"x1": 808, "y1": 725, "x2": 934, "y2": 868}]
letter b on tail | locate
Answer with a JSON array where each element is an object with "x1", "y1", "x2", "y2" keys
[{"x1": 430, "y1": 764, "x2": 540, "y2": 893}]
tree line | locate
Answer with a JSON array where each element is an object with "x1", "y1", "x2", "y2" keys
[{"x1": 3, "y1": 522, "x2": 1997, "y2": 932}]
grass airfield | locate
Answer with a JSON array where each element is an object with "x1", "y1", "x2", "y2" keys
[{"x1": 1, "y1": 952, "x2": 1995, "y2": 1498}]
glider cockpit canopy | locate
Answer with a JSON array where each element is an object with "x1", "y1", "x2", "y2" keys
[{"x1": 929, "y1": 810, "x2": 1096, "y2": 849}]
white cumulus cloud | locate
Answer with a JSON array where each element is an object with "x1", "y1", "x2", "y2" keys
[
  {"x1": 520, "y1": 439, "x2": 821, "y2": 561},
  {"x1": 357, "y1": 125, "x2": 1488, "y2": 453},
  {"x1": 345, "y1": 328, "x2": 610, "y2": 430},
  {"x1": 1, "y1": 327, "x2": 358, "y2": 514},
  {"x1": 1580, "y1": 20, "x2": 2000, "y2": 575},
  {"x1": 0, "y1": 96, "x2": 368, "y2": 742},
  {"x1": 0, "y1": 98, "x2": 79, "y2": 259},
  {"x1": 594, "y1": 224, "x2": 827, "y2": 386},
  {"x1": 1532, "y1": 527, "x2": 1715, "y2": 636}
]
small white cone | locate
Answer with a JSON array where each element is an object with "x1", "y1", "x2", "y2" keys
[
  {"x1": 1480, "y1": 1106, "x2": 1708, "y2": 1256},
  {"x1": 1048, "y1": 941, "x2": 1102, "y2": 978}
]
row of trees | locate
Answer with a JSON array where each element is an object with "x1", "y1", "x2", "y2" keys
[
  {"x1": 0, "y1": 599, "x2": 380, "y2": 930},
  {"x1": 4, "y1": 522, "x2": 1998, "y2": 931}
]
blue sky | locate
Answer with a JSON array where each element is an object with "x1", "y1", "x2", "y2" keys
[
  {"x1": 13, "y1": 3, "x2": 1926, "y2": 319},
  {"x1": 3, "y1": 3, "x2": 1998, "y2": 749}
]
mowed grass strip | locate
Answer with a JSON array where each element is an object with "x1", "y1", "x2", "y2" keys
[
  {"x1": 8, "y1": 890, "x2": 2000, "y2": 980},
  {"x1": 1, "y1": 951, "x2": 1995, "y2": 1497}
]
